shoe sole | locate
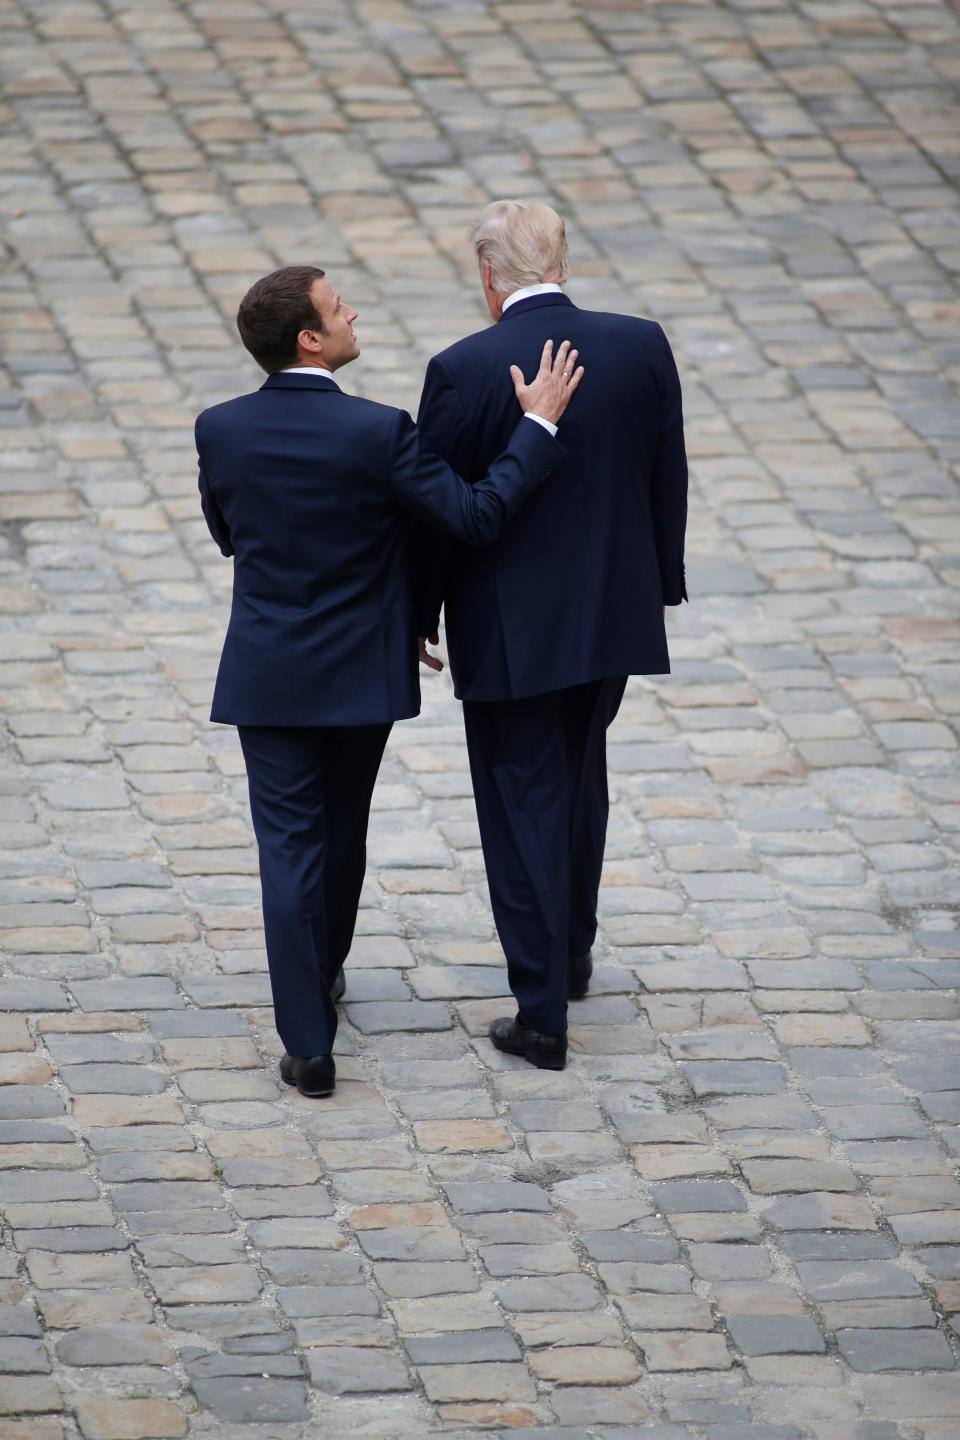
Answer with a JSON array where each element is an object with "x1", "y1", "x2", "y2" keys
[
  {"x1": 490, "y1": 1036, "x2": 566, "y2": 1071},
  {"x1": 280, "y1": 1068, "x2": 335, "y2": 1097},
  {"x1": 524, "y1": 1050, "x2": 565, "y2": 1071}
]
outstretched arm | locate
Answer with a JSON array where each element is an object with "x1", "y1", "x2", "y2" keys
[{"x1": 391, "y1": 339, "x2": 583, "y2": 546}]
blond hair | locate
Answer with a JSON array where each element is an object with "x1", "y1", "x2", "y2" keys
[{"x1": 469, "y1": 200, "x2": 569, "y2": 294}]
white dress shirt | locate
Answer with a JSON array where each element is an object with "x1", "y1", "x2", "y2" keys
[{"x1": 501, "y1": 282, "x2": 564, "y2": 313}]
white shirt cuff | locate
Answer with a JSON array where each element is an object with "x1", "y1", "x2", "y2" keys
[{"x1": 523, "y1": 413, "x2": 558, "y2": 438}]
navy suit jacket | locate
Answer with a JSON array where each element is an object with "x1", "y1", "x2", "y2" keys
[
  {"x1": 196, "y1": 371, "x2": 564, "y2": 727},
  {"x1": 414, "y1": 294, "x2": 688, "y2": 702}
]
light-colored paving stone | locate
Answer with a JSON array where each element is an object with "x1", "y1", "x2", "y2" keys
[{"x1": 1, "y1": 0, "x2": 960, "y2": 1434}]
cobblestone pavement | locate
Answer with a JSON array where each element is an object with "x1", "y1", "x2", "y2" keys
[{"x1": 1, "y1": 0, "x2": 960, "y2": 1435}]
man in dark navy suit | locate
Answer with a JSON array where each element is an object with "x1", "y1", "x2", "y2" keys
[
  {"x1": 415, "y1": 200, "x2": 688, "y2": 1071},
  {"x1": 196, "y1": 264, "x2": 582, "y2": 1097}
]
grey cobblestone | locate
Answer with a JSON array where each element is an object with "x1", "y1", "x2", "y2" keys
[{"x1": 2, "y1": 0, "x2": 960, "y2": 1433}]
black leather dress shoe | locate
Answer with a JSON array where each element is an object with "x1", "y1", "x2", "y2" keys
[
  {"x1": 568, "y1": 950, "x2": 593, "y2": 1000},
  {"x1": 279, "y1": 1052, "x2": 336, "y2": 1098},
  {"x1": 489, "y1": 1015, "x2": 567, "y2": 1071},
  {"x1": 330, "y1": 967, "x2": 346, "y2": 1003}
]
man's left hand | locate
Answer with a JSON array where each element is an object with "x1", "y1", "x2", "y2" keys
[
  {"x1": 418, "y1": 633, "x2": 444, "y2": 671},
  {"x1": 511, "y1": 339, "x2": 583, "y2": 424}
]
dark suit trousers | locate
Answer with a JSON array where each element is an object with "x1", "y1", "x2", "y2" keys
[
  {"x1": 238, "y1": 723, "x2": 390, "y2": 1057},
  {"x1": 462, "y1": 677, "x2": 626, "y2": 1036}
]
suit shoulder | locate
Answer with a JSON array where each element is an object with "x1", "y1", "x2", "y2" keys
[
  {"x1": 432, "y1": 307, "x2": 665, "y2": 352},
  {"x1": 578, "y1": 309, "x2": 664, "y2": 340},
  {"x1": 196, "y1": 390, "x2": 260, "y2": 430},
  {"x1": 338, "y1": 392, "x2": 403, "y2": 423},
  {"x1": 428, "y1": 326, "x2": 494, "y2": 371},
  {"x1": 581, "y1": 311, "x2": 676, "y2": 371},
  {"x1": 198, "y1": 388, "x2": 403, "y2": 432}
]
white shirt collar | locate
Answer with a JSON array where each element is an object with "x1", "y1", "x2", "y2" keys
[
  {"x1": 282, "y1": 365, "x2": 335, "y2": 379},
  {"x1": 501, "y1": 282, "x2": 564, "y2": 313}
]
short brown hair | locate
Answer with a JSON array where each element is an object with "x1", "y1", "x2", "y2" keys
[{"x1": 237, "y1": 265, "x2": 326, "y2": 373}]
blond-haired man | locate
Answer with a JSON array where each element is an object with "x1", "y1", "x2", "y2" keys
[{"x1": 415, "y1": 201, "x2": 688, "y2": 1071}]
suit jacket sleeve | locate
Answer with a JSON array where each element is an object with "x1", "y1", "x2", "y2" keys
[
  {"x1": 388, "y1": 402, "x2": 564, "y2": 546},
  {"x1": 652, "y1": 326, "x2": 688, "y2": 604},
  {"x1": 416, "y1": 357, "x2": 477, "y2": 479},
  {"x1": 407, "y1": 358, "x2": 473, "y2": 635},
  {"x1": 196, "y1": 414, "x2": 233, "y2": 558}
]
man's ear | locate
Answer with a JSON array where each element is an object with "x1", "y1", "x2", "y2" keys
[
  {"x1": 480, "y1": 263, "x2": 503, "y2": 321},
  {"x1": 296, "y1": 326, "x2": 325, "y2": 362}
]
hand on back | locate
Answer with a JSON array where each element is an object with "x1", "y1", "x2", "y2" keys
[{"x1": 511, "y1": 339, "x2": 583, "y2": 425}]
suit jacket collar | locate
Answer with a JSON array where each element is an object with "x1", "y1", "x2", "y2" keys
[
  {"x1": 498, "y1": 293, "x2": 575, "y2": 323},
  {"x1": 262, "y1": 372, "x2": 341, "y2": 392}
]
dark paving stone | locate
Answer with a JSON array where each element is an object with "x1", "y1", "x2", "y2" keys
[
  {"x1": 305, "y1": 1346, "x2": 412, "y2": 1392},
  {"x1": 0, "y1": 1306, "x2": 43, "y2": 1337},
  {"x1": 796, "y1": 1262, "x2": 923, "y2": 1303},
  {"x1": 849, "y1": 1426, "x2": 908, "y2": 1440},
  {"x1": 444, "y1": 1180, "x2": 551, "y2": 1213},
  {"x1": 919, "y1": 1092, "x2": 960, "y2": 1122},
  {"x1": 260, "y1": 1251, "x2": 364, "y2": 1287},
  {"x1": 780, "y1": 1234, "x2": 897, "y2": 1262},
  {"x1": 124, "y1": 1208, "x2": 236, "y2": 1238},
  {"x1": 345, "y1": 1001, "x2": 453, "y2": 1033},
  {"x1": 71, "y1": 979, "x2": 184, "y2": 1010},
  {"x1": 650, "y1": 1182, "x2": 747, "y2": 1214},
  {"x1": 223, "y1": 1335, "x2": 294, "y2": 1354},
  {"x1": 0, "y1": 1336, "x2": 51, "y2": 1373},
  {"x1": 180, "y1": 976, "x2": 272, "y2": 1007},
  {"x1": 494, "y1": 1274, "x2": 603, "y2": 1311},
  {"x1": 44, "y1": 1034, "x2": 155, "y2": 1065},
  {"x1": 705, "y1": 1430, "x2": 802, "y2": 1440},
  {"x1": 787, "y1": 1048, "x2": 885, "y2": 1077},
  {"x1": 683, "y1": 1061, "x2": 786, "y2": 1096},
  {"x1": 0, "y1": 981, "x2": 70, "y2": 1011},
  {"x1": 13, "y1": 1228, "x2": 128, "y2": 1253},
  {"x1": 85, "y1": 1125, "x2": 198, "y2": 1155},
  {"x1": 190, "y1": 1377, "x2": 310, "y2": 1421},
  {"x1": 404, "y1": 1330, "x2": 521, "y2": 1363},
  {"x1": 276, "y1": 1286, "x2": 380, "y2": 1318},
  {"x1": 186, "y1": 1353, "x2": 303, "y2": 1378},
  {"x1": 146, "y1": 1009, "x2": 249, "y2": 1038},
  {"x1": 55, "y1": 1324, "x2": 173, "y2": 1366},
  {"x1": 111, "y1": 1182, "x2": 224, "y2": 1213},
  {"x1": 59, "y1": 1063, "x2": 166, "y2": 1094},
  {"x1": 0, "y1": 1121, "x2": 74, "y2": 1143},
  {"x1": 915, "y1": 1247, "x2": 960, "y2": 1280},
  {"x1": 0, "y1": 1171, "x2": 97, "y2": 1203},
  {"x1": 724, "y1": 1315, "x2": 825, "y2": 1356},
  {"x1": 580, "y1": 1232, "x2": 680, "y2": 1262},
  {"x1": 836, "y1": 1327, "x2": 956, "y2": 1372},
  {"x1": 0, "y1": 1088, "x2": 66, "y2": 1120}
]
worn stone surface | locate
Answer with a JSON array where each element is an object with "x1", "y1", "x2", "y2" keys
[{"x1": 1, "y1": 0, "x2": 960, "y2": 1435}]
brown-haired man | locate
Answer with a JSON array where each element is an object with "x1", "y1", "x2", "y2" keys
[{"x1": 196, "y1": 264, "x2": 582, "y2": 1097}]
